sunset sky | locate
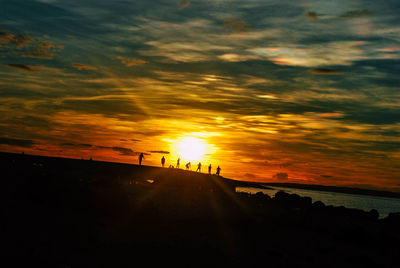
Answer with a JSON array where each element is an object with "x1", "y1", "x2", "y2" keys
[{"x1": 1, "y1": 0, "x2": 399, "y2": 191}]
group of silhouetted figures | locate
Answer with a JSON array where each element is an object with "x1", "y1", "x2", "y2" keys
[{"x1": 138, "y1": 153, "x2": 221, "y2": 176}]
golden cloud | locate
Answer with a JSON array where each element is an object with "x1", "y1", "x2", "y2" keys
[
  {"x1": 72, "y1": 63, "x2": 97, "y2": 71},
  {"x1": 117, "y1": 56, "x2": 148, "y2": 67}
]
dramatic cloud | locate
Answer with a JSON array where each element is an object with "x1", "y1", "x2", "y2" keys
[{"x1": 0, "y1": 0, "x2": 399, "y2": 190}]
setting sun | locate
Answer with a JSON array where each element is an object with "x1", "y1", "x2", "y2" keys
[{"x1": 176, "y1": 137, "x2": 207, "y2": 162}]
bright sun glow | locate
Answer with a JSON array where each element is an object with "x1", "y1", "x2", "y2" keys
[{"x1": 176, "y1": 137, "x2": 207, "y2": 162}]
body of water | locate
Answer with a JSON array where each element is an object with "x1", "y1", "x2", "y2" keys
[{"x1": 236, "y1": 186, "x2": 400, "y2": 218}]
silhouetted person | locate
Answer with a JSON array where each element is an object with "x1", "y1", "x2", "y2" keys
[
  {"x1": 196, "y1": 162, "x2": 201, "y2": 172},
  {"x1": 139, "y1": 153, "x2": 144, "y2": 165},
  {"x1": 216, "y1": 166, "x2": 221, "y2": 176},
  {"x1": 176, "y1": 158, "x2": 180, "y2": 169},
  {"x1": 208, "y1": 164, "x2": 212, "y2": 174},
  {"x1": 161, "y1": 156, "x2": 165, "y2": 167},
  {"x1": 185, "y1": 162, "x2": 191, "y2": 170}
]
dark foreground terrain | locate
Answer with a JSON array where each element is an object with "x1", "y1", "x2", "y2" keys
[{"x1": 2, "y1": 152, "x2": 400, "y2": 267}]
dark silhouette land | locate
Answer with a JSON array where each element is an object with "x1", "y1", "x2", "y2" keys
[{"x1": 1, "y1": 151, "x2": 399, "y2": 267}]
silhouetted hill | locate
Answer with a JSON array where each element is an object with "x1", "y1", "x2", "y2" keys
[
  {"x1": 1, "y1": 151, "x2": 400, "y2": 267},
  {"x1": 0, "y1": 151, "x2": 263, "y2": 189}
]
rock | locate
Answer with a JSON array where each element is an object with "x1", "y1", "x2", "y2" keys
[
  {"x1": 368, "y1": 209, "x2": 379, "y2": 220},
  {"x1": 312, "y1": 200, "x2": 326, "y2": 209}
]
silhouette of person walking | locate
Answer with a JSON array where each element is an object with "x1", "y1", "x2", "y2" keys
[
  {"x1": 208, "y1": 164, "x2": 212, "y2": 174},
  {"x1": 161, "y1": 156, "x2": 165, "y2": 167},
  {"x1": 216, "y1": 166, "x2": 221, "y2": 176},
  {"x1": 176, "y1": 157, "x2": 180, "y2": 169},
  {"x1": 185, "y1": 162, "x2": 191, "y2": 170},
  {"x1": 139, "y1": 153, "x2": 144, "y2": 166},
  {"x1": 196, "y1": 162, "x2": 201, "y2": 172}
]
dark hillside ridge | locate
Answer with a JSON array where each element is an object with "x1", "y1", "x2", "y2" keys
[
  {"x1": 2, "y1": 150, "x2": 400, "y2": 267},
  {"x1": 0, "y1": 151, "x2": 262, "y2": 189}
]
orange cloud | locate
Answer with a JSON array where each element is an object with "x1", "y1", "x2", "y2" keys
[
  {"x1": 72, "y1": 63, "x2": 97, "y2": 71},
  {"x1": 0, "y1": 30, "x2": 63, "y2": 59},
  {"x1": 0, "y1": 30, "x2": 34, "y2": 48},
  {"x1": 179, "y1": 1, "x2": 190, "y2": 10},
  {"x1": 117, "y1": 56, "x2": 148, "y2": 67},
  {"x1": 318, "y1": 113, "x2": 344, "y2": 118},
  {"x1": 218, "y1": 53, "x2": 260, "y2": 62},
  {"x1": 224, "y1": 17, "x2": 251, "y2": 33},
  {"x1": 304, "y1": 11, "x2": 320, "y2": 21}
]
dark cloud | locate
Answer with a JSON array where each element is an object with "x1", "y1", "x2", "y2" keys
[
  {"x1": 273, "y1": 172, "x2": 288, "y2": 181},
  {"x1": 244, "y1": 173, "x2": 257, "y2": 179},
  {"x1": 3, "y1": 64, "x2": 41, "y2": 72},
  {"x1": 0, "y1": 137, "x2": 35, "y2": 148},
  {"x1": 60, "y1": 143, "x2": 138, "y2": 156},
  {"x1": 110, "y1": 147, "x2": 139, "y2": 156},
  {"x1": 120, "y1": 138, "x2": 141, "y2": 142},
  {"x1": 39, "y1": 98, "x2": 146, "y2": 118},
  {"x1": 339, "y1": 9, "x2": 372, "y2": 18},
  {"x1": 61, "y1": 143, "x2": 93, "y2": 148},
  {"x1": 304, "y1": 11, "x2": 320, "y2": 21},
  {"x1": 309, "y1": 68, "x2": 344, "y2": 75},
  {"x1": 63, "y1": 143, "x2": 141, "y2": 156},
  {"x1": 149, "y1": 150, "x2": 170, "y2": 154}
]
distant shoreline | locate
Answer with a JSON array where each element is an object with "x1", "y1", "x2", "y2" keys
[{"x1": 261, "y1": 182, "x2": 400, "y2": 199}]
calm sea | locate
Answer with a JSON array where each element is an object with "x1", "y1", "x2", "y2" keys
[{"x1": 236, "y1": 186, "x2": 400, "y2": 218}]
